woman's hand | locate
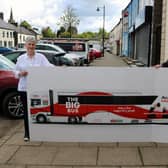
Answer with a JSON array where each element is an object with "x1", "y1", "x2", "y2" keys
[
  {"x1": 154, "y1": 64, "x2": 161, "y2": 69},
  {"x1": 19, "y1": 71, "x2": 28, "y2": 77}
]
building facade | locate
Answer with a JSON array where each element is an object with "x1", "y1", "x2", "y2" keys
[
  {"x1": 0, "y1": 11, "x2": 37, "y2": 48},
  {"x1": 109, "y1": 19, "x2": 122, "y2": 56},
  {"x1": 160, "y1": 0, "x2": 168, "y2": 63},
  {"x1": 0, "y1": 13, "x2": 16, "y2": 47},
  {"x1": 121, "y1": 6, "x2": 129, "y2": 57},
  {"x1": 127, "y1": 0, "x2": 154, "y2": 66},
  {"x1": 109, "y1": 0, "x2": 164, "y2": 67}
]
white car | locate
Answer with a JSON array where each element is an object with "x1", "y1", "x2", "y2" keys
[
  {"x1": 36, "y1": 43, "x2": 84, "y2": 66},
  {"x1": 53, "y1": 41, "x2": 89, "y2": 65}
]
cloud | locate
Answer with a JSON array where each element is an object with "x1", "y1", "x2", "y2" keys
[{"x1": 0, "y1": 0, "x2": 131, "y2": 33}]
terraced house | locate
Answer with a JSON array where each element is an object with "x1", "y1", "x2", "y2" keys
[
  {"x1": 0, "y1": 10, "x2": 37, "y2": 48},
  {"x1": 109, "y1": 0, "x2": 168, "y2": 67}
]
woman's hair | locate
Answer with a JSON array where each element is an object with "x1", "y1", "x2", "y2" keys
[{"x1": 25, "y1": 36, "x2": 36, "y2": 43}]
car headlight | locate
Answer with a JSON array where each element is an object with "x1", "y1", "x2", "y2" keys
[{"x1": 72, "y1": 58, "x2": 78, "y2": 62}]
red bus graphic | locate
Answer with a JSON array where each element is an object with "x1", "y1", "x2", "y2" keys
[{"x1": 30, "y1": 90, "x2": 168, "y2": 124}]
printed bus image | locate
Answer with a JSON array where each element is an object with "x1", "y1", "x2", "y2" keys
[{"x1": 30, "y1": 90, "x2": 168, "y2": 124}]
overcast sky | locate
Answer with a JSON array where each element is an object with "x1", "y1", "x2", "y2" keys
[{"x1": 0, "y1": 0, "x2": 130, "y2": 33}]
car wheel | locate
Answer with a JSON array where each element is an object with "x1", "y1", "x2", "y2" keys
[{"x1": 2, "y1": 91, "x2": 24, "y2": 119}]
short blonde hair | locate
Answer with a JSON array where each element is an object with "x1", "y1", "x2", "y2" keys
[{"x1": 25, "y1": 36, "x2": 36, "y2": 43}]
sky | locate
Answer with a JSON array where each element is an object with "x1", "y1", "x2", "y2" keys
[{"x1": 0, "y1": 0, "x2": 131, "y2": 33}]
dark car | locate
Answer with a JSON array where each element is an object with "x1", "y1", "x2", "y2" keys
[
  {"x1": 3, "y1": 50, "x2": 74, "y2": 66},
  {"x1": 0, "y1": 47, "x2": 14, "y2": 54},
  {"x1": 0, "y1": 54, "x2": 24, "y2": 118}
]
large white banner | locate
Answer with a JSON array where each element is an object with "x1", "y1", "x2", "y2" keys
[{"x1": 27, "y1": 67, "x2": 168, "y2": 142}]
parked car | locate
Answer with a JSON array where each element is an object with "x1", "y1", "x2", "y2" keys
[
  {"x1": 53, "y1": 41, "x2": 89, "y2": 65},
  {"x1": 3, "y1": 50, "x2": 74, "y2": 66},
  {"x1": 36, "y1": 43, "x2": 84, "y2": 66},
  {"x1": 0, "y1": 54, "x2": 24, "y2": 118},
  {"x1": 0, "y1": 47, "x2": 14, "y2": 54},
  {"x1": 106, "y1": 47, "x2": 112, "y2": 53},
  {"x1": 88, "y1": 48, "x2": 102, "y2": 61}
]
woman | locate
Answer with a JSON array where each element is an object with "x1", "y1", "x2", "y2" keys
[{"x1": 15, "y1": 36, "x2": 53, "y2": 141}]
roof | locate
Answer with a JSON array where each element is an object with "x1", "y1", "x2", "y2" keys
[
  {"x1": 15, "y1": 26, "x2": 35, "y2": 35},
  {"x1": 0, "y1": 19, "x2": 35, "y2": 36},
  {"x1": 0, "y1": 19, "x2": 16, "y2": 30}
]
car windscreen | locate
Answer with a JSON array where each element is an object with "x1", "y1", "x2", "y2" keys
[
  {"x1": 54, "y1": 42, "x2": 86, "y2": 52},
  {"x1": 0, "y1": 55, "x2": 15, "y2": 70},
  {"x1": 36, "y1": 44, "x2": 66, "y2": 53}
]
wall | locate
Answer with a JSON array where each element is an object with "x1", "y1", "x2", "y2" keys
[
  {"x1": 0, "y1": 28, "x2": 14, "y2": 47},
  {"x1": 109, "y1": 20, "x2": 122, "y2": 55},
  {"x1": 161, "y1": 0, "x2": 168, "y2": 63}
]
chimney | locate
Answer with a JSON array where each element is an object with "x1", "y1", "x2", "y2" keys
[{"x1": 0, "y1": 12, "x2": 4, "y2": 20}]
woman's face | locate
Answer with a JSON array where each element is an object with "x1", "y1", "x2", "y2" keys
[{"x1": 25, "y1": 41, "x2": 36, "y2": 56}]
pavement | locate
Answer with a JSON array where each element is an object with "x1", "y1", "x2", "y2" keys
[
  {"x1": 1, "y1": 120, "x2": 168, "y2": 168},
  {"x1": 1, "y1": 53, "x2": 168, "y2": 168},
  {"x1": 90, "y1": 52, "x2": 129, "y2": 67}
]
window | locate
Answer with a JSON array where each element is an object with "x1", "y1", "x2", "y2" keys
[
  {"x1": 36, "y1": 45, "x2": 60, "y2": 52},
  {"x1": 4, "y1": 52, "x2": 25, "y2": 63},
  {"x1": 0, "y1": 56, "x2": 15, "y2": 70},
  {"x1": 4, "y1": 41, "x2": 7, "y2": 47},
  {"x1": 35, "y1": 45, "x2": 43, "y2": 50},
  {"x1": 45, "y1": 46, "x2": 58, "y2": 51},
  {"x1": 39, "y1": 52, "x2": 54, "y2": 63},
  {"x1": 54, "y1": 42, "x2": 86, "y2": 52}
]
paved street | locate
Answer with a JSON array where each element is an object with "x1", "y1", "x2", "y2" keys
[
  {"x1": 0, "y1": 114, "x2": 23, "y2": 138},
  {"x1": 90, "y1": 52, "x2": 129, "y2": 67},
  {"x1": 0, "y1": 53, "x2": 168, "y2": 168}
]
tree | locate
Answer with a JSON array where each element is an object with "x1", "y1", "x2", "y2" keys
[
  {"x1": 97, "y1": 28, "x2": 109, "y2": 39},
  {"x1": 57, "y1": 26, "x2": 66, "y2": 37},
  {"x1": 20, "y1": 20, "x2": 32, "y2": 29},
  {"x1": 42, "y1": 27, "x2": 55, "y2": 38},
  {"x1": 67, "y1": 26, "x2": 78, "y2": 35},
  {"x1": 58, "y1": 5, "x2": 80, "y2": 38}
]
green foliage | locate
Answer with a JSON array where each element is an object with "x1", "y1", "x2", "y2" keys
[
  {"x1": 74, "y1": 29, "x2": 109, "y2": 40},
  {"x1": 42, "y1": 27, "x2": 56, "y2": 38},
  {"x1": 59, "y1": 31, "x2": 71, "y2": 38},
  {"x1": 20, "y1": 20, "x2": 32, "y2": 29}
]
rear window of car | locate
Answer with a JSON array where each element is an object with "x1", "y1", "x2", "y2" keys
[
  {"x1": 4, "y1": 52, "x2": 24, "y2": 63},
  {"x1": 38, "y1": 52, "x2": 54, "y2": 63},
  {"x1": 54, "y1": 42, "x2": 86, "y2": 52},
  {"x1": 36, "y1": 45, "x2": 59, "y2": 51}
]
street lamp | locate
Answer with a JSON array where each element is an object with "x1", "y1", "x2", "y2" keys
[{"x1": 96, "y1": 5, "x2": 105, "y2": 57}]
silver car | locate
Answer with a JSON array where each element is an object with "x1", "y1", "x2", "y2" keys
[{"x1": 36, "y1": 43, "x2": 84, "y2": 66}]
